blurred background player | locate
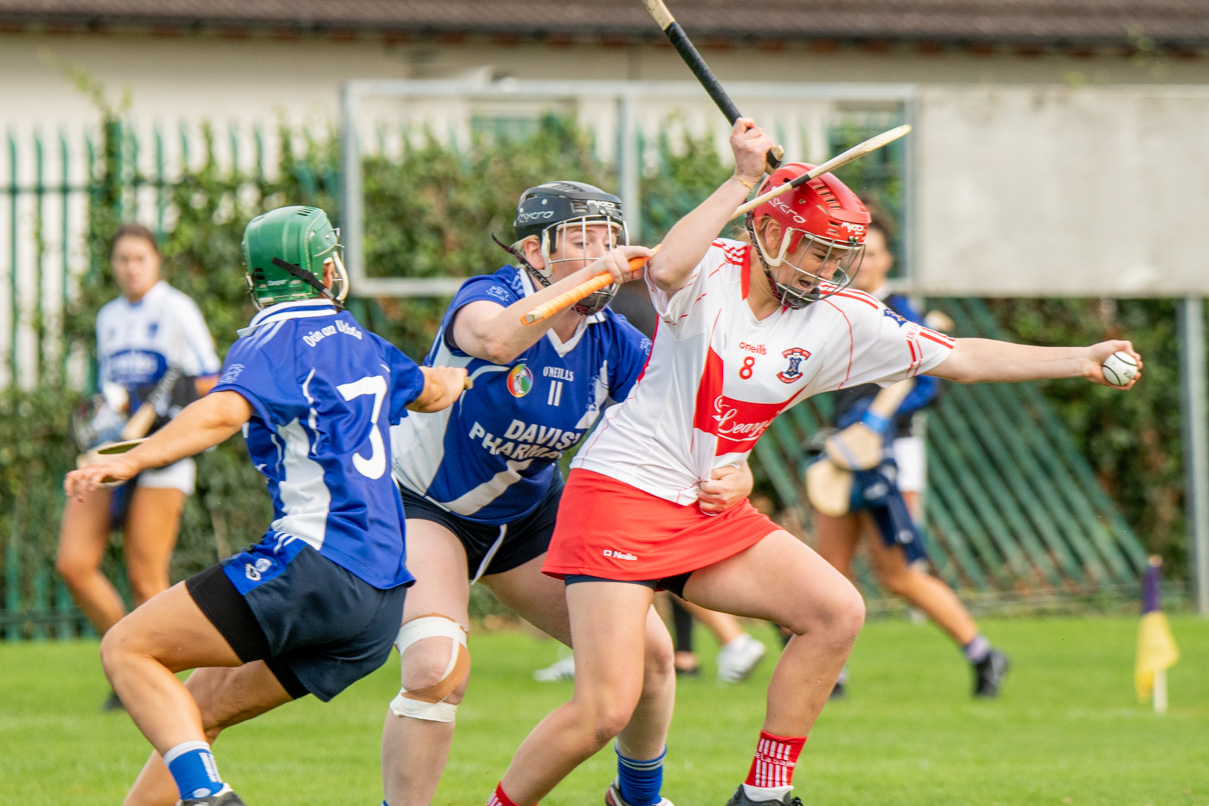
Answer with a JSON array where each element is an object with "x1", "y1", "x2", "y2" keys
[
  {"x1": 809, "y1": 216, "x2": 1009, "y2": 698},
  {"x1": 64, "y1": 206, "x2": 467, "y2": 806},
  {"x1": 383, "y1": 181, "x2": 752, "y2": 806},
  {"x1": 483, "y1": 119, "x2": 1143, "y2": 806},
  {"x1": 56, "y1": 222, "x2": 220, "y2": 710}
]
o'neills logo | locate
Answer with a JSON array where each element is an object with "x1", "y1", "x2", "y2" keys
[{"x1": 695, "y1": 394, "x2": 787, "y2": 454}]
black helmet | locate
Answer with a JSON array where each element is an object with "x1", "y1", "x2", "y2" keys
[{"x1": 510, "y1": 181, "x2": 629, "y2": 315}]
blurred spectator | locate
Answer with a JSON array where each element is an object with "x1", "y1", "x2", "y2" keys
[{"x1": 56, "y1": 223, "x2": 220, "y2": 709}]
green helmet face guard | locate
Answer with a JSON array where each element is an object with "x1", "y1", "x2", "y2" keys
[{"x1": 242, "y1": 206, "x2": 350, "y2": 309}]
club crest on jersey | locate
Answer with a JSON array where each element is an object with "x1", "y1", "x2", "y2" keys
[
  {"x1": 777, "y1": 348, "x2": 812, "y2": 383},
  {"x1": 883, "y1": 308, "x2": 908, "y2": 327},
  {"x1": 507, "y1": 364, "x2": 534, "y2": 397}
]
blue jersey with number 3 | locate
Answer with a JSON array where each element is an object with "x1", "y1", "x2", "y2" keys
[
  {"x1": 213, "y1": 299, "x2": 425, "y2": 589},
  {"x1": 391, "y1": 266, "x2": 651, "y2": 525}
]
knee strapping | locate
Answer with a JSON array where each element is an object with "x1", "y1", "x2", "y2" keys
[{"x1": 389, "y1": 613, "x2": 469, "y2": 723}]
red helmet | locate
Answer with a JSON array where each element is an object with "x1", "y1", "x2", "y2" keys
[{"x1": 747, "y1": 163, "x2": 871, "y2": 307}]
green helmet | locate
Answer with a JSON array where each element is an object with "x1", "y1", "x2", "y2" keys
[{"x1": 242, "y1": 206, "x2": 348, "y2": 308}]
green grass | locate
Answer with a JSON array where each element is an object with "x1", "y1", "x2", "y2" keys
[{"x1": 1, "y1": 615, "x2": 1206, "y2": 805}]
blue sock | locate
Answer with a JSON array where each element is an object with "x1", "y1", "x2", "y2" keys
[
  {"x1": 616, "y1": 743, "x2": 666, "y2": 806},
  {"x1": 163, "y1": 741, "x2": 225, "y2": 800}
]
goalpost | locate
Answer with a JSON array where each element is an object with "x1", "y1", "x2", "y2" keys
[{"x1": 338, "y1": 78, "x2": 915, "y2": 298}]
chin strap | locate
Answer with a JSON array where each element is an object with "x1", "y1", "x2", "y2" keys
[
  {"x1": 271, "y1": 257, "x2": 335, "y2": 301},
  {"x1": 492, "y1": 234, "x2": 551, "y2": 289}
]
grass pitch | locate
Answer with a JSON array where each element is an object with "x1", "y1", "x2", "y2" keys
[{"x1": 1, "y1": 615, "x2": 1206, "y2": 805}]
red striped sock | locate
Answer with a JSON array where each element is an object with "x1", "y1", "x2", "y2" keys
[
  {"x1": 487, "y1": 783, "x2": 523, "y2": 806},
  {"x1": 744, "y1": 731, "x2": 807, "y2": 789}
]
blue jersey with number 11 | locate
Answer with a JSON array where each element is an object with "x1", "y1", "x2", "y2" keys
[
  {"x1": 213, "y1": 299, "x2": 426, "y2": 589},
  {"x1": 391, "y1": 266, "x2": 651, "y2": 525}
]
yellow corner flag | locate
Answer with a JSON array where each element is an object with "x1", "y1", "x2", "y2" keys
[{"x1": 1135, "y1": 556, "x2": 1179, "y2": 710}]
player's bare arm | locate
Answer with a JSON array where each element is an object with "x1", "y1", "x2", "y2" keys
[
  {"x1": 697, "y1": 461, "x2": 755, "y2": 515},
  {"x1": 930, "y1": 338, "x2": 1142, "y2": 389},
  {"x1": 65, "y1": 390, "x2": 252, "y2": 499},
  {"x1": 646, "y1": 118, "x2": 773, "y2": 294},
  {"x1": 408, "y1": 365, "x2": 470, "y2": 412},
  {"x1": 454, "y1": 245, "x2": 651, "y2": 365}
]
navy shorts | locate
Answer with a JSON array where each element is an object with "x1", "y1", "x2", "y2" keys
[
  {"x1": 850, "y1": 460, "x2": 929, "y2": 565},
  {"x1": 186, "y1": 537, "x2": 407, "y2": 702},
  {"x1": 398, "y1": 474, "x2": 563, "y2": 579}
]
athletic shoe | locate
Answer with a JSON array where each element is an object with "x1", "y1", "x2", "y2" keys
[
  {"x1": 973, "y1": 649, "x2": 1010, "y2": 698},
  {"x1": 533, "y1": 655, "x2": 575, "y2": 682},
  {"x1": 179, "y1": 784, "x2": 246, "y2": 805},
  {"x1": 723, "y1": 785, "x2": 802, "y2": 806},
  {"x1": 605, "y1": 778, "x2": 675, "y2": 806},
  {"x1": 101, "y1": 689, "x2": 124, "y2": 712},
  {"x1": 716, "y1": 634, "x2": 767, "y2": 684}
]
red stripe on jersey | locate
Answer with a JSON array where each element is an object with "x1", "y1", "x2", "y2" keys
[
  {"x1": 920, "y1": 328, "x2": 955, "y2": 348},
  {"x1": 825, "y1": 288, "x2": 881, "y2": 308},
  {"x1": 821, "y1": 297, "x2": 858, "y2": 387},
  {"x1": 740, "y1": 246, "x2": 752, "y2": 300},
  {"x1": 906, "y1": 335, "x2": 922, "y2": 376}
]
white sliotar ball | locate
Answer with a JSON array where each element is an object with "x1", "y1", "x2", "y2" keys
[{"x1": 1101, "y1": 350, "x2": 1138, "y2": 386}]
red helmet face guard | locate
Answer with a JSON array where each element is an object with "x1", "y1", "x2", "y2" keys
[
  {"x1": 755, "y1": 233, "x2": 865, "y2": 309},
  {"x1": 746, "y1": 163, "x2": 871, "y2": 308}
]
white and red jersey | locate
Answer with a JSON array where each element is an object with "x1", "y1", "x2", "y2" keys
[{"x1": 572, "y1": 238, "x2": 955, "y2": 505}]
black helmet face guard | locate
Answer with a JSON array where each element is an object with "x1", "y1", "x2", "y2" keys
[{"x1": 510, "y1": 182, "x2": 629, "y2": 314}]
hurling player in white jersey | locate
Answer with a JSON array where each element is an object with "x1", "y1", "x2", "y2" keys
[
  {"x1": 57, "y1": 223, "x2": 220, "y2": 703},
  {"x1": 487, "y1": 119, "x2": 1143, "y2": 806},
  {"x1": 65, "y1": 206, "x2": 467, "y2": 806},
  {"x1": 383, "y1": 182, "x2": 753, "y2": 806}
]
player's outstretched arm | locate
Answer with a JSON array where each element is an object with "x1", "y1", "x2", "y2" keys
[
  {"x1": 408, "y1": 365, "x2": 470, "y2": 412},
  {"x1": 646, "y1": 118, "x2": 771, "y2": 294},
  {"x1": 929, "y1": 338, "x2": 1142, "y2": 389},
  {"x1": 64, "y1": 390, "x2": 253, "y2": 499},
  {"x1": 455, "y1": 245, "x2": 651, "y2": 365}
]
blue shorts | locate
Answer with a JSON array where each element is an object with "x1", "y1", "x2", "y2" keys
[
  {"x1": 186, "y1": 536, "x2": 407, "y2": 702},
  {"x1": 398, "y1": 474, "x2": 563, "y2": 579},
  {"x1": 849, "y1": 461, "x2": 928, "y2": 565}
]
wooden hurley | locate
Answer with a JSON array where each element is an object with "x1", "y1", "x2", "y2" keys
[
  {"x1": 640, "y1": 0, "x2": 783, "y2": 172},
  {"x1": 522, "y1": 251, "x2": 656, "y2": 326},
  {"x1": 526, "y1": 124, "x2": 912, "y2": 325},
  {"x1": 76, "y1": 437, "x2": 149, "y2": 488},
  {"x1": 823, "y1": 379, "x2": 915, "y2": 471}
]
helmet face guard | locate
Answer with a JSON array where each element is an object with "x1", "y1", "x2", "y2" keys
[
  {"x1": 746, "y1": 163, "x2": 871, "y2": 309},
  {"x1": 749, "y1": 220, "x2": 865, "y2": 308},
  {"x1": 242, "y1": 206, "x2": 349, "y2": 309},
  {"x1": 509, "y1": 182, "x2": 629, "y2": 315}
]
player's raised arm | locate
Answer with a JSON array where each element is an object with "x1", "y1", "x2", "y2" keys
[
  {"x1": 646, "y1": 118, "x2": 772, "y2": 294},
  {"x1": 65, "y1": 390, "x2": 252, "y2": 499},
  {"x1": 929, "y1": 338, "x2": 1142, "y2": 389}
]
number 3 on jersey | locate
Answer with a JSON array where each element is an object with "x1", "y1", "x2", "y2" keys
[{"x1": 337, "y1": 374, "x2": 387, "y2": 479}]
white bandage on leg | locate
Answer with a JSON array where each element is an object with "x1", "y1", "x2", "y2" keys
[{"x1": 389, "y1": 613, "x2": 470, "y2": 723}]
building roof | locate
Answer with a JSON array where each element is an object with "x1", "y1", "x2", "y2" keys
[{"x1": 2, "y1": 1, "x2": 1208, "y2": 51}]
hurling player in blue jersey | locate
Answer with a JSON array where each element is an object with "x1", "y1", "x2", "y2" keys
[
  {"x1": 382, "y1": 182, "x2": 753, "y2": 806},
  {"x1": 65, "y1": 206, "x2": 468, "y2": 806},
  {"x1": 811, "y1": 218, "x2": 1008, "y2": 698}
]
